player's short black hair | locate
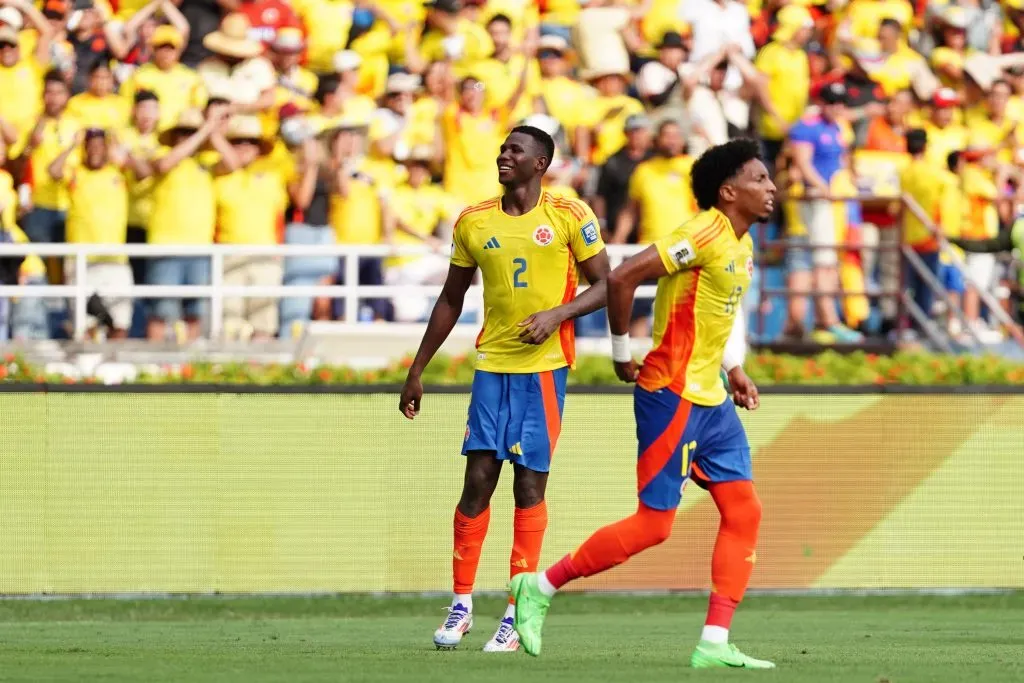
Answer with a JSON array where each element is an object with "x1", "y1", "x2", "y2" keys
[
  {"x1": 690, "y1": 138, "x2": 762, "y2": 211},
  {"x1": 486, "y1": 12, "x2": 512, "y2": 28},
  {"x1": 947, "y1": 150, "x2": 961, "y2": 173},
  {"x1": 508, "y1": 125, "x2": 555, "y2": 169},
  {"x1": 906, "y1": 128, "x2": 927, "y2": 155},
  {"x1": 315, "y1": 75, "x2": 341, "y2": 104},
  {"x1": 43, "y1": 69, "x2": 67, "y2": 87},
  {"x1": 133, "y1": 89, "x2": 158, "y2": 105}
]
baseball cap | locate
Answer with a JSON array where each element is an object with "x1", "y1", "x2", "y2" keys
[
  {"x1": 272, "y1": 26, "x2": 304, "y2": 53},
  {"x1": 150, "y1": 24, "x2": 184, "y2": 48},
  {"x1": 0, "y1": 25, "x2": 18, "y2": 46},
  {"x1": 819, "y1": 82, "x2": 848, "y2": 105},
  {"x1": 538, "y1": 34, "x2": 569, "y2": 53},
  {"x1": 933, "y1": 87, "x2": 960, "y2": 108},
  {"x1": 0, "y1": 7, "x2": 24, "y2": 31},
  {"x1": 624, "y1": 113, "x2": 651, "y2": 131}
]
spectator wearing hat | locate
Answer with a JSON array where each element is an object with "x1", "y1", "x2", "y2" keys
[
  {"x1": 579, "y1": 60, "x2": 644, "y2": 167},
  {"x1": 143, "y1": 106, "x2": 228, "y2": 341},
  {"x1": 370, "y1": 71, "x2": 421, "y2": 162},
  {"x1": 592, "y1": 113, "x2": 651, "y2": 242},
  {"x1": 786, "y1": 81, "x2": 864, "y2": 343},
  {"x1": 0, "y1": 1, "x2": 56, "y2": 141},
  {"x1": 67, "y1": 61, "x2": 130, "y2": 131},
  {"x1": 414, "y1": 0, "x2": 494, "y2": 72},
  {"x1": 237, "y1": 0, "x2": 299, "y2": 50},
  {"x1": 325, "y1": 117, "x2": 395, "y2": 321},
  {"x1": 839, "y1": 0, "x2": 914, "y2": 45},
  {"x1": 468, "y1": 13, "x2": 540, "y2": 120},
  {"x1": 121, "y1": 22, "x2": 203, "y2": 131},
  {"x1": 327, "y1": 50, "x2": 378, "y2": 125},
  {"x1": 214, "y1": 114, "x2": 286, "y2": 341},
  {"x1": 48, "y1": 128, "x2": 139, "y2": 338},
  {"x1": 755, "y1": 4, "x2": 813, "y2": 173},
  {"x1": 270, "y1": 27, "x2": 317, "y2": 110},
  {"x1": 530, "y1": 35, "x2": 586, "y2": 150},
  {"x1": 115, "y1": 0, "x2": 191, "y2": 70},
  {"x1": 117, "y1": 89, "x2": 161, "y2": 285},
  {"x1": 930, "y1": 6, "x2": 982, "y2": 90},
  {"x1": 634, "y1": 30, "x2": 692, "y2": 125},
  {"x1": 385, "y1": 145, "x2": 462, "y2": 323},
  {"x1": 923, "y1": 88, "x2": 968, "y2": 167},
  {"x1": 198, "y1": 13, "x2": 276, "y2": 115}
]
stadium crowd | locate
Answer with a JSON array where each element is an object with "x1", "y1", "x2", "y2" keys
[{"x1": 0, "y1": 0, "x2": 1022, "y2": 342}]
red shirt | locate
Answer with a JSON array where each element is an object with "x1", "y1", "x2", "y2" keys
[{"x1": 239, "y1": 0, "x2": 300, "y2": 47}]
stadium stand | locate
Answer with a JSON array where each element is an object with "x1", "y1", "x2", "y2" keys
[{"x1": 0, "y1": 0, "x2": 1022, "y2": 352}]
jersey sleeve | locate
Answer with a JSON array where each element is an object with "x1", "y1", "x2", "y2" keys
[
  {"x1": 566, "y1": 201, "x2": 606, "y2": 262},
  {"x1": 787, "y1": 119, "x2": 816, "y2": 146},
  {"x1": 653, "y1": 215, "x2": 717, "y2": 276},
  {"x1": 450, "y1": 213, "x2": 477, "y2": 268}
]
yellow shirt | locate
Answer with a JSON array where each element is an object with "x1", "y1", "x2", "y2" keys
[
  {"x1": 872, "y1": 46, "x2": 926, "y2": 97},
  {"x1": 442, "y1": 104, "x2": 508, "y2": 204},
  {"x1": 844, "y1": 0, "x2": 914, "y2": 41},
  {"x1": 965, "y1": 107, "x2": 1017, "y2": 165},
  {"x1": 408, "y1": 96, "x2": 442, "y2": 148},
  {"x1": 64, "y1": 164, "x2": 129, "y2": 262},
  {"x1": 899, "y1": 157, "x2": 945, "y2": 250},
  {"x1": 30, "y1": 116, "x2": 82, "y2": 210},
  {"x1": 542, "y1": 0, "x2": 580, "y2": 26},
  {"x1": 117, "y1": 127, "x2": 161, "y2": 228},
  {"x1": 121, "y1": 63, "x2": 205, "y2": 131},
  {"x1": 214, "y1": 163, "x2": 288, "y2": 244},
  {"x1": 584, "y1": 94, "x2": 645, "y2": 166},
  {"x1": 66, "y1": 93, "x2": 131, "y2": 132},
  {"x1": 537, "y1": 76, "x2": 590, "y2": 136},
  {"x1": 389, "y1": 182, "x2": 462, "y2": 267},
  {"x1": 628, "y1": 155, "x2": 698, "y2": 244},
  {"x1": 930, "y1": 47, "x2": 978, "y2": 88},
  {"x1": 754, "y1": 41, "x2": 809, "y2": 141},
  {"x1": 923, "y1": 121, "x2": 967, "y2": 169},
  {"x1": 0, "y1": 170, "x2": 45, "y2": 278},
  {"x1": 0, "y1": 56, "x2": 44, "y2": 142},
  {"x1": 469, "y1": 54, "x2": 540, "y2": 119},
  {"x1": 329, "y1": 162, "x2": 387, "y2": 244},
  {"x1": 961, "y1": 163, "x2": 999, "y2": 240},
  {"x1": 641, "y1": 208, "x2": 753, "y2": 405},
  {"x1": 450, "y1": 191, "x2": 605, "y2": 372},
  {"x1": 419, "y1": 20, "x2": 494, "y2": 71},
  {"x1": 293, "y1": 0, "x2": 354, "y2": 72},
  {"x1": 148, "y1": 152, "x2": 216, "y2": 244}
]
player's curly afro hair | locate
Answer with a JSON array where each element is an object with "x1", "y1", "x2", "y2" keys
[{"x1": 690, "y1": 138, "x2": 762, "y2": 211}]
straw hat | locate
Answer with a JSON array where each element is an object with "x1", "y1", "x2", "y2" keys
[
  {"x1": 203, "y1": 13, "x2": 262, "y2": 59},
  {"x1": 226, "y1": 115, "x2": 269, "y2": 141},
  {"x1": 159, "y1": 108, "x2": 205, "y2": 145}
]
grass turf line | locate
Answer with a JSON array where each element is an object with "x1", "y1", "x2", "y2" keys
[{"x1": 0, "y1": 595, "x2": 1021, "y2": 683}]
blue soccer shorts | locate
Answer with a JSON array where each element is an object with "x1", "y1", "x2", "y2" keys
[
  {"x1": 462, "y1": 367, "x2": 569, "y2": 473},
  {"x1": 635, "y1": 386, "x2": 752, "y2": 510}
]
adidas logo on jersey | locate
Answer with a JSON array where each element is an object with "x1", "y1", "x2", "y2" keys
[{"x1": 483, "y1": 237, "x2": 502, "y2": 249}]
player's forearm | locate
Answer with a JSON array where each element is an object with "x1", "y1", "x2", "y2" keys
[
  {"x1": 606, "y1": 268, "x2": 637, "y2": 336},
  {"x1": 408, "y1": 297, "x2": 463, "y2": 377},
  {"x1": 554, "y1": 279, "x2": 607, "y2": 322}
]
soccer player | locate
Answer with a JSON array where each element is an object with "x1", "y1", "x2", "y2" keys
[
  {"x1": 510, "y1": 139, "x2": 777, "y2": 669},
  {"x1": 399, "y1": 125, "x2": 611, "y2": 652}
]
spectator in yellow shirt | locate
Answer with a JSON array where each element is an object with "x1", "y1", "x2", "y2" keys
[
  {"x1": 48, "y1": 129, "x2": 136, "y2": 338},
  {"x1": 67, "y1": 62, "x2": 130, "y2": 131},
  {"x1": 269, "y1": 27, "x2": 318, "y2": 112},
  {"x1": 929, "y1": 6, "x2": 978, "y2": 89},
  {"x1": 328, "y1": 50, "x2": 378, "y2": 124},
  {"x1": 121, "y1": 24, "x2": 204, "y2": 132},
  {"x1": 214, "y1": 115, "x2": 287, "y2": 341},
  {"x1": 923, "y1": 88, "x2": 968, "y2": 168},
  {"x1": 613, "y1": 119, "x2": 696, "y2": 336},
  {"x1": 469, "y1": 13, "x2": 539, "y2": 118},
  {"x1": 579, "y1": 64, "x2": 645, "y2": 167},
  {"x1": 0, "y1": 4, "x2": 55, "y2": 141},
  {"x1": 533, "y1": 34, "x2": 589, "y2": 151},
  {"x1": 899, "y1": 129, "x2": 944, "y2": 318},
  {"x1": 144, "y1": 107, "x2": 227, "y2": 341},
  {"x1": 117, "y1": 90, "x2": 161, "y2": 285},
  {"x1": 415, "y1": 0, "x2": 494, "y2": 73},
  {"x1": 15, "y1": 71, "x2": 78, "y2": 254}
]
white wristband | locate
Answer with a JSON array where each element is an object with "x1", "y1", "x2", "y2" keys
[{"x1": 610, "y1": 333, "x2": 632, "y2": 362}]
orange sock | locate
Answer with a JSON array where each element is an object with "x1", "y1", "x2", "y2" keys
[
  {"x1": 453, "y1": 506, "x2": 491, "y2": 595},
  {"x1": 705, "y1": 481, "x2": 762, "y2": 629},
  {"x1": 511, "y1": 501, "x2": 548, "y2": 579},
  {"x1": 545, "y1": 502, "x2": 675, "y2": 589}
]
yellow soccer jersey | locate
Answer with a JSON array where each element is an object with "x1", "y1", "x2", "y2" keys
[
  {"x1": 451, "y1": 191, "x2": 606, "y2": 374},
  {"x1": 638, "y1": 208, "x2": 753, "y2": 406}
]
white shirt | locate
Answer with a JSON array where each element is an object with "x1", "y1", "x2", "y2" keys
[{"x1": 679, "y1": 0, "x2": 754, "y2": 90}]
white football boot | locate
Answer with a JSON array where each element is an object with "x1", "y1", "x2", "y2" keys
[
  {"x1": 433, "y1": 603, "x2": 473, "y2": 650},
  {"x1": 482, "y1": 616, "x2": 520, "y2": 652}
]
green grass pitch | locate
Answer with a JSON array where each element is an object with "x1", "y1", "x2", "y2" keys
[{"x1": 0, "y1": 593, "x2": 1021, "y2": 682}]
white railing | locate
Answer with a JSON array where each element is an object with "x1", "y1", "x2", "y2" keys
[{"x1": 0, "y1": 243, "x2": 650, "y2": 340}]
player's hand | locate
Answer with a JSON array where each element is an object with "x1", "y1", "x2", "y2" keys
[
  {"x1": 399, "y1": 375, "x2": 423, "y2": 419},
  {"x1": 517, "y1": 309, "x2": 564, "y2": 345},
  {"x1": 613, "y1": 359, "x2": 639, "y2": 383},
  {"x1": 727, "y1": 366, "x2": 759, "y2": 411}
]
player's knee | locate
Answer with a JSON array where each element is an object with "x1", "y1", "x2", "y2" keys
[
  {"x1": 721, "y1": 487, "x2": 762, "y2": 532},
  {"x1": 512, "y1": 479, "x2": 545, "y2": 509},
  {"x1": 635, "y1": 506, "x2": 675, "y2": 547}
]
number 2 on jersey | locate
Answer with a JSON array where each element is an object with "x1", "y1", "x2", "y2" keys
[{"x1": 513, "y1": 258, "x2": 528, "y2": 288}]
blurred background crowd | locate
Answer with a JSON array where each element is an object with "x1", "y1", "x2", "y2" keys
[{"x1": 0, "y1": 0, "x2": 1022, "y2": 345}]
